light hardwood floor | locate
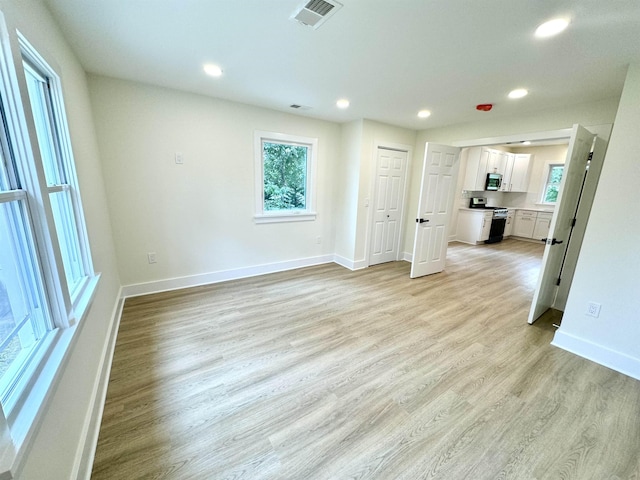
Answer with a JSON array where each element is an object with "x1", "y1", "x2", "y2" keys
[{"x1": 91, "y1": 239, "x2": 640, "y2": 479}]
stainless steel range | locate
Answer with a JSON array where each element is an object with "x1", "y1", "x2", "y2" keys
[{"x1": 469, "y1": 197, "x2": 508, "y2": 244}]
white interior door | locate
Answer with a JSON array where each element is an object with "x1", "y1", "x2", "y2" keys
[
  {"x1": 553, "y1": 136, "x2": 607, "y2": 311},
  {"x1": 369, "y1": 148, "x2": 407, "y2": 266},
  {"x1": 410, "y1": 143, "x2": 460, "y2": 278},
  {"x1": 528, "y1": 124, "x2": 595, "y2": 324}
]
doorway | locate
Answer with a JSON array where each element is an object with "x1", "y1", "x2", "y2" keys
[{"x1": 412, "y1": 126, "x2": 608, "y2": 323}]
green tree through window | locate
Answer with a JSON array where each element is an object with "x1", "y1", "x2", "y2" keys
[
  {"x1": 263, "y1": 142, "x2": 308, "y2": 211},
  {"x1": 543, "y1": 164, "x2": 564, "y2": 203}
]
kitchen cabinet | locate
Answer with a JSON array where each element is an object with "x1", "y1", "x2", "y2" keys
[
  {"x1": 487, "y1": 150, "x2": 507, "y2": 176},
  {"x1": 462, "y1": 147, "x2": 490, "y2": 191},
  {"x1": 499, "y1": 153, "x2": 514, "y2": 191},
  {"x1": 504, "y1": 209, "x2": 515, "y2": 237},
  {"x1": 513, "y1": 210, "x2": 537, "y2": 238},
  {"x1": 501, "y1": 153, "x2": 532, "y2": 192},
  {"x1": 510, "y1": 154, "x2": 532, "y2": 192},
  {"x1": 456, "y1": 209, "x2": 494, "y2": 245},
  {"x1": 463, "y1": 147, "x2": 520, "y2": 191},
  {"x1": 533, "y1": 212, "x2": 553, "y2": 240}
]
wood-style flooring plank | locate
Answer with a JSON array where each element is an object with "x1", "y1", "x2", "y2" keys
[{"x1": 91, "y1": 239, "x2": 640, "y2": 479}]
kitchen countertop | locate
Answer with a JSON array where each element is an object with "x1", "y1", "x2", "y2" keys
[
  {"x1": 458, "y1": 206, "x2": 555, "y2": 212},
  {"x1": 510, "y1": 207, "x2": 555, "y2": 212}
]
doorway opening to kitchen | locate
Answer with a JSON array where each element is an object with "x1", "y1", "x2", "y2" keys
[{"x1": 411, "y1": 125, "x2": 608, "y2": 325}]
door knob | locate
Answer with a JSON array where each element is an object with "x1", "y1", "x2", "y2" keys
[{"x1": 416, "y1": 218, "x2": 429, "y2": 223}]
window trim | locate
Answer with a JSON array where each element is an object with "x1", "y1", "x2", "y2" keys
[
  {"x1": 253, "y1": 130, "x2": 317, "y2": 224},
  {"x1": 541, "y1": 163, "x2": 564, "y2": 205},
  {"x1": 19, "y1": 32, "x2": 95, "y2": 316}
]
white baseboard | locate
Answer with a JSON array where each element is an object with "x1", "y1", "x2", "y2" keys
[
  {"x1": 402, "y1": 252, "x2": 412, "y2": 262},
  {"x1": 122, "y1": 255, "x2": 335, "y2": 298},
  {"x1": 552, "y1": 330, "x2": 640, "y2": 381},
  {"x1": 352, "y1": 259, "x2": 368, "y2": 270},
  {"x1": 74, "y1": 289, "x2": 125, "y2": 480},
  {"x1": 333, "y1": 254, "x2": 356, "y2": 270}
]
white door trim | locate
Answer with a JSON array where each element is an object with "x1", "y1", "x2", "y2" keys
[{"x1": 365, "y1": 141, "x2": 413, "y2": 267}]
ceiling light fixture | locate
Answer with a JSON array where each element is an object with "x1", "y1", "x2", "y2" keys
[
  {"x1": 203, "y1": 64, "x2": 223, "y2": 77},
  {"x1": 522, "y1": 141, "x2": 532, "y2": 145},
  {"x1": 336, "y1": 98, "x2": 350, "y2": 109},
  {"x1": 535, "y1": 18, "x2": 569, "y2": 38},
  {"x1": 508, "y1": 88, "x2": 528, "y2": 99},
  {"x1": 417, "y1": 110, "x2": 431, "y2": 118}
]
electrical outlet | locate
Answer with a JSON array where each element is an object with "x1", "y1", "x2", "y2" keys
[
  {"x1": 175, "y1": 152, "x2": 184, "y2": 164},
  {"x1": 316, "y1": 236, "x2": 322, "y2": 244},
  {"x1": 147, "y1": 252, "x2": 157, "y2": 264},
  {"x1": 586, "y1": 302, "x2": 601, "y2": 318}
]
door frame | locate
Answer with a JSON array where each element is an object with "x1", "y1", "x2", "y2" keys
[{"x1": 365, "y1": 141, "x2": 413, "y2": 267}]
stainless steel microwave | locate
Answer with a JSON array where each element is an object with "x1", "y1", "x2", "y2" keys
[{"x1": 485, "y1": 173, "x2": 502, "y2": 191}]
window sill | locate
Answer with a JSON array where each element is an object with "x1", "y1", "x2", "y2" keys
[
  {"x1": 0, "y1": 273, "x2": 100, "y2": 479},
  {"x1": 254, "y1": 212, "x2": 317, "y2": 224}
]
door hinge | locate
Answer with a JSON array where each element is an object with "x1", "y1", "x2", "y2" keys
[
  {"x1": 556, "y1": 276, "x2": 562, "y2": 286},
  {"x1": 571, "y1": 218, "x2": 577, "y2": 227}
]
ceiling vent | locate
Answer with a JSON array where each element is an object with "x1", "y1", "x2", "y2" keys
[{"x1": 291, "y1": 0, "x2": 343, "y2": 29}]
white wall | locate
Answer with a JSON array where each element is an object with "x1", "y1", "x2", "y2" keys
[
  {"x1": 88, "y1": 75, "x2": 341, "y2": 288},
  {"x1": 553, "y1": 64, "x2": 640, "y2": 379},
  {"x1": 0, "y1": 1, "x2": 121, "y2": 478}
]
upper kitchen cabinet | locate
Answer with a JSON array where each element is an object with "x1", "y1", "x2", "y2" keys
[
  {"x1": 487, "y1": 149, "x2": 508, "y2": 176},
  {"x1": 462, "y1": 147, "x2": 533, "y2": 192},
  {"x1": 462, "y1": 147, "x2": 532, "y2": 192},
  {"x1": 462, "y1": 147, "x2": 491, "y2": 190},
  {"x1": 501, "y1": 153, "x2": 532, "y2": 192}
]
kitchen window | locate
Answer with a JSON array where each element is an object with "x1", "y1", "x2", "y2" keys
[
  {"x1": 254, "y1": 131, "x2": 317, "y2": 223},
  {"x1": 542, "y1": 164, "x2": 564, "y2": 204}
]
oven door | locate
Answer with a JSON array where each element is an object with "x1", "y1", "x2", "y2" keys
[{"x1": 485, "y1": 217, "x2": 506, "y2": 243}]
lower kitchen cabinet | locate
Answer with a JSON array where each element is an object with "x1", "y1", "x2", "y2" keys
[
  {"x1": 456, "y1": 209, "x2": 494, "y2": 245},
  {"x1": 533, "y1": 212, "x2": 553, "y2": 240},
  {"x1": 512, "y1": 210, "x2": 554, "y2": 240},
  {"x1": 513, "y1": 210, "x2": 537, "y2": 238}
]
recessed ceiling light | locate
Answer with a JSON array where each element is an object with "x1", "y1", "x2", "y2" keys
[
  {"x1": 336, "y1": 99, "x2": 350, "y2": 109},
  {"x1": 535, "y1": 18, "x2": 569, "y2": 38},
  {"x1": 203, "y1": 64, "x2": 223, "y2": 77},
  {"x1": 522, "y1": 141, "x2": 532, "y2": 145},
  {"x1": 417, "y1": 110, "x2": 431, "y2": 118},
  {"x1": 508, "y1": 88, "x2": 528, "y2": 99}
]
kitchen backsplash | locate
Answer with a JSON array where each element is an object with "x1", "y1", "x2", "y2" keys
[{"x1": 458, "y1": 190, "x2": 554, "y2": 210}]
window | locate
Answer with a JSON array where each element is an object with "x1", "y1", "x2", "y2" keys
[
  {"x1": 254, "y1": 131, "x2": 317, "y2": 223},
  {"x1": 0, "y1": 21, "x2": 97, "y2": 468},
  {"x1": 22, "y1": 48, "x2": 92, "y2": 303},
  {"x1": 542, "y1": 164, "x2": 564, "y2": 204}
]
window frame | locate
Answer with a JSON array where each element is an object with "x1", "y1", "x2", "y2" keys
[
  {"x1": 541, "y1": 163, "x2": 564, "y2": 205},
  {"x1": 0, "y1": 14, "x2": 100, "y2": 475},
  {"x1": 254, "y1": 130, "x2": 318, "y2": 224},
  {"x1": 19, "y1": 33, "x2": 95, "y2": 314}
]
